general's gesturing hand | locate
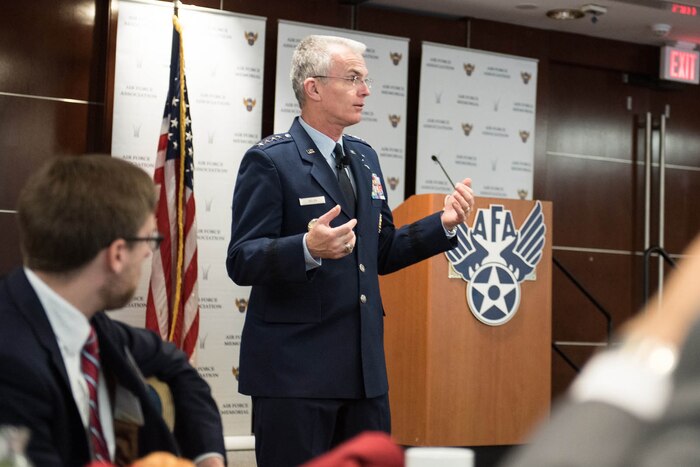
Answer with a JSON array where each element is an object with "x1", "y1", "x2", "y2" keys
[{"x1": 306, "y1": 205, "x2": 357, "y2": 259}]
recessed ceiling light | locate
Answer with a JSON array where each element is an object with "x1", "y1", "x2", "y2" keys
[
  {"x1": 546, "y1": 8, "x2": 585, "y2": 20},
  {"x1": 516, "y1": 3, "x2": 539, "y2": 10}
]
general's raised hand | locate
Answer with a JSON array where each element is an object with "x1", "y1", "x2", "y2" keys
[{"x1": 441, "y1": 178, "x2": 474, "y2": 231}]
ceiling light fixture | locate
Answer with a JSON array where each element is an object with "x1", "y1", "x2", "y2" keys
[{"x1": 546, "y1": 8, "x2": 585, "y2": 20}]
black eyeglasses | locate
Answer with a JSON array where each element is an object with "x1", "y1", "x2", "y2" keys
[
  {"x1": 313, "y1": 75, "x2": 373, "y2": 89},
  {"x1": 123, "y1": 231, "x2": 164, "y2": 251}
]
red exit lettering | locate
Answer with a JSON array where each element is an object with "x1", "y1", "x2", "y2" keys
[
  {"x1": 669, "y1": 50, "x2": 698, "y2": 81},
  {"x1": 671, "y1": 3, "x2": 697, "y2": 16}
]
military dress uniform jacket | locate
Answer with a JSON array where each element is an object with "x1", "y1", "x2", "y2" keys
[
  {"x1": 226, "y1": 117, "x2": 457, "y2": 399},
  {"x1": 0, "y1": 269, "x2": 226, "y2": 467}
]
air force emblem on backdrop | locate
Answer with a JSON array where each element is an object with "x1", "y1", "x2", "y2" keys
[{"x1": 446, "y1": 202, "x2": 545, "y2": 326}]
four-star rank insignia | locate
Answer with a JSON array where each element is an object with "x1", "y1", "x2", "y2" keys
[{"x1": 446, "y1": 202, "x2": 545, "y2": 326}]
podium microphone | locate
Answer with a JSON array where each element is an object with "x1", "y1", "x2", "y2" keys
[{"x1": 431, "y1": 155, "x2": 456, "y2": 190}]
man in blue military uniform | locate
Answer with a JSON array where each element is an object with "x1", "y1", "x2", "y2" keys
[{"x1": 226, "y1": 35, "x2": 474, "y2": 467}]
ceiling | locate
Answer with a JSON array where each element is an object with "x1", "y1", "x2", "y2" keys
[{"x1": 365, "y1": 0, "x2": 700, "y2": 47}]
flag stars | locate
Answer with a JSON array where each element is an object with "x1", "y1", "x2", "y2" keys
[
  {"x1": 172, "y1": 96, "x2": 179, "y2": 107},
  {"x1": 186, "y1": 131, "x2": 193, "y2": 142},
  {"x1": 170, "y1": 117, "x2": 178, "y2": 128}
]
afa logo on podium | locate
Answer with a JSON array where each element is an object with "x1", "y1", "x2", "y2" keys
[{"x1": 446, "y1": 202, "x2": 546, "y2": 326}]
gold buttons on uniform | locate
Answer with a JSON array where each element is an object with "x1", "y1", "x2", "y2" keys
[
  {"x1": 359, "y1": 264, "x2": 366, "y2": 273},
  {"x1": 360, "y1": 294, "x2": 367, "y2": 304}
]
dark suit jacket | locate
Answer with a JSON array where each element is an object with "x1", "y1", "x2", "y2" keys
[
  {"x1": 502, "y1": 318, "x2": 700, "y2": 467},
  {"x1": 0, "y1": 268, "x2": 225, "y2": 467},
  {"x1": 226, "y1": 118, "x2": 456, "y2": 399}
]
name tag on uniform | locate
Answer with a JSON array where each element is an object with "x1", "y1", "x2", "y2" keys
[{"x1": 299, "y1": 196, "x2": 325, "y2": 206}]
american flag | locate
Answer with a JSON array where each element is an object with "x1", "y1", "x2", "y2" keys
[{"x1": 146, "y1": 13, "x2": 199, "y2": 359}]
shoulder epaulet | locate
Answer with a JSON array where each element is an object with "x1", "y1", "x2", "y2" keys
[
  {"x1": 343, "y1": 133, "x2": 372, "y2": 148},
  {"x1": 253, "y1": 132, "x2": 293, "y2": 149}
]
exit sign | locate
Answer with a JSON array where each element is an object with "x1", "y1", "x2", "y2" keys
[{"x1": 660, "y1": 46, "x2": 700, "y2": 84}]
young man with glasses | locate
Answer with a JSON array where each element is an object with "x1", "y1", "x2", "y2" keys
[
  {"x1": 0, "y1": 155, "x2": 225, "y2": 467},
  {"x1": 227, "y1": 35, "x2": 474, "y2": 466}
]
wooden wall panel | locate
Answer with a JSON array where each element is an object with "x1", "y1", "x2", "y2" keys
[
  {"x1": 547, "y1": 64, "x2": 644, "y2": 161},
  {"x1": 0, "y1": 98, "x2": 91, "y2": 210},
  {"x1": 470, "y1": 19, "x2": 548, "y2": 59},
  {"x1": 655, "y1": 85, "x2": 700, "y2": 167},
  {"x1": 0, "y1": 0, "x2": 100, "y2": 99},
  {"x1": 543, "y1": 155, "x2": 643, "y2": 250},
  {"x1": 661, "y1": 169, "x2": 700, "y2": 254},
  {"x1": 552, "y1": 251, "x2": 641, "y2": 341},
  {"x1": 547, "y1": 30, "x2": 656, "y2": 75}
]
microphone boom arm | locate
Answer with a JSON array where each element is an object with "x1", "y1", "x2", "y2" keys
[{"x1": 431, "y1": 155, "x2": 456, "y2": 190}]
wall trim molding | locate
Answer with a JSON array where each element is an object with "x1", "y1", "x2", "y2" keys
[{"x1": 0, "y1": 91, "x2": 103, "y2": 106}]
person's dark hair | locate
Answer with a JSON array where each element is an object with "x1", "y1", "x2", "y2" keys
[{"x1": 17, "y1": 155, "x2": 157, "y2": 272}]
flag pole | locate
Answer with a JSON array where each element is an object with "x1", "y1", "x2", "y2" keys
[
  {"x1": 173, "y1": 0, "x2": 181, "y2": 16},
  {"x1": 169, "y1": 1, "x2": 187, "y2": 344}
]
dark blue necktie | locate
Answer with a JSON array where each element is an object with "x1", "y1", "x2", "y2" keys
[{"x1": 333, "y1": 143, "x2": 356, "y2": 218}]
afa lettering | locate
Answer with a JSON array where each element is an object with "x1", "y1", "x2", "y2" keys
[{"x1": 472, "y1": 205, "x2": 517, "y2": 243}]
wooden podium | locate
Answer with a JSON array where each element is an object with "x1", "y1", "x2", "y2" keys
[{"x1": 380, "y1": 194, "x2": 552, "y2": 446}]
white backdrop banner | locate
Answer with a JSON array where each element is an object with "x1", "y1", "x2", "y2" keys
[
  {"x1": 274, "y1": 20, "x2": 409, "y2": 209},
  {"x1": 111, "y1": 0, "x2": 266, "y2": 436},
  {"x1": 415, "y1": 42, "x2": 538, "y2": 200}
]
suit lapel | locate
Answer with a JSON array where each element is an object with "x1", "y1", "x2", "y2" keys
[
  {"x1": 291, "y1": 119, "x2": 349, "y2": 215},
  {"x1": 7, "y1": 269, "x2": 72, "y2": 389},
  {"x1": 92, "y1": 313, "x2": 148, "y2": 396}
]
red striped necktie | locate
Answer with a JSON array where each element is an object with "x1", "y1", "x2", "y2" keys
[{"x1": 81, "y1": 326, "x2": 110, "y2": 462}]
